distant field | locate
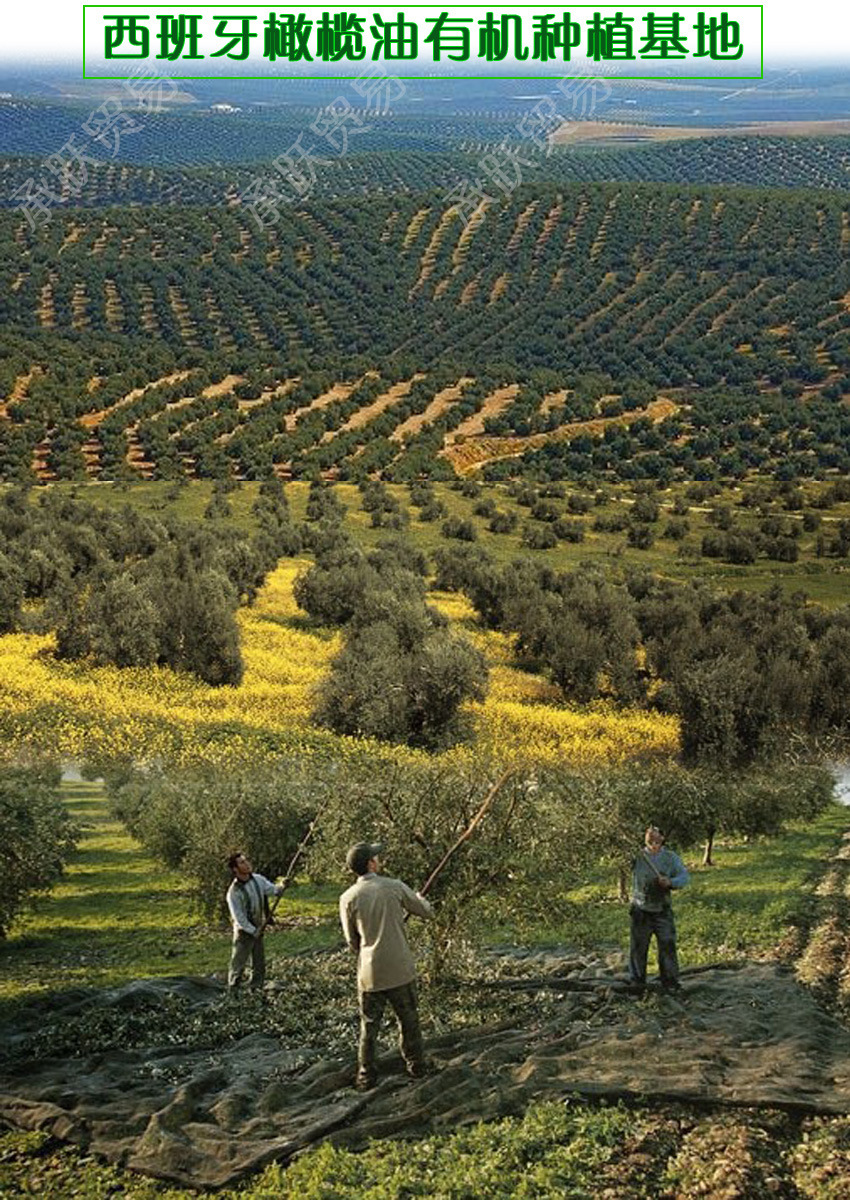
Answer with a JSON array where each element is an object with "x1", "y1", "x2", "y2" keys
[
  {"x1": 552, "y1": 117, "x2": 850, "y2": 144},
  {"x1": 2, "y1": 180, "x2": 849, "y2": 485},
  {"x1": 36, "y1": 478, "x2": 850, "y2": 609}
]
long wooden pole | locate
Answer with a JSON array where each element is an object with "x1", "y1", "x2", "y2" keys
[
  {"x1": 255, "y1": 800, "x2": 328, "y2": 935},
  {"x1": 417, "y1": 767, "x2": 515, "y2": 899}
]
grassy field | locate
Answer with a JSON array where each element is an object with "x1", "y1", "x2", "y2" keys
[
  {"x1": 55, "y1": 479, "x2": 850, "y2": 608},
  {"x1": 0, "y1": 783, "x2": 849, "y2": 1196},
  {"x1": 0, "y1": 780, "x2": 338, "y2": 1013}
]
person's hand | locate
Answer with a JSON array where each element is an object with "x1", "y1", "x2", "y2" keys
[{"x1": 657, "y1": 875, "x2": 672, "y2": 889}]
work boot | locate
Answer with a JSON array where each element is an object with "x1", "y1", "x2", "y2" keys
[
  {"x1": 355, "y1": 1072, "x2": 377, "y2": 1092},
  {"x1": 407, "y1": 1059, "x2": 433, "y2": 1080}
]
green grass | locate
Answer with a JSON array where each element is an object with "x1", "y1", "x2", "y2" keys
[
  {"x1": 488, "y1": 802, "x2": 850, "y2": 972},
  {"x1": 43, "y1": 480, "x2": 850, "y2": 608},
  {"x1": 0, "y1": 781, "x2": 337, "y2": 1017}
]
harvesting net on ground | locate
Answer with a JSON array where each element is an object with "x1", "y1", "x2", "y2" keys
[{"x1": 2, "y1": 956, "x2": 850, "y2": 1189}]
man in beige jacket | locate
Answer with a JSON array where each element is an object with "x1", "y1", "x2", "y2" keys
[{"x1": 339, "y1": 842, "x2": 433, "y2": 1089}]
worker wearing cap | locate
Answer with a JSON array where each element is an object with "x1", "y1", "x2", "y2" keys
[
  {"x1": 339, "y1": 842, "x2": 434, "y2": 1090},
  {"x1": 628, "y1": 825, "x2": 690, "y2": 994}
]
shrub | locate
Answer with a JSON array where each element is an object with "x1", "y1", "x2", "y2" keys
[
  {"x1": 315, "y1": 596, "x2": 487, "y2": 750},
  {"x1": 109, "y1": 762, "x2": 321, "y2": 920},
  {"x1": 488, "y1": 509, "x2": 518, "y2": 535},
  {"x1": 627, "y1": 523, "x2": 655, "y2": 550},
  {"x1": 0, "y1": 764, "x2": 77, "y2": 937},
  {"x1": 442, "y1": 517, "x2": 478, "y2": 542},
  {"x1": 553, "y1": 517, "x2": 585, "y2": 543},
  {"x1": 521, "y1": 523, "x2": 558, "y2": 550}
]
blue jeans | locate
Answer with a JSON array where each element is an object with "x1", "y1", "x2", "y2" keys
[{"x1": 629, "y1": 905, "x2": 680, "y2": 987}]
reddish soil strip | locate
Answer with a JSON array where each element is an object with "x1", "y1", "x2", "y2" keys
[
  {"x1": 444, "y1": 397, "x2": 678, "y2": 474},
  {"x1": 57, "y1": 223, "x2": 82, "y2": 255},
  {"x1": 284, "y1": 380, "x2": 362, "y2": 432},
  {"x1": 78, "y1": 371, "x2": 194, "y2": 430},
  {"x1": 401, "y1": 207, "x2": 431, "y2": 252},
  {"x1": 561, "y1": 197, "x2": 590, "y2": 254},
  {"x1": 451, "y1": 201, "x2": 490, "y2": 271},
  {"x1": 588, "y1": 193, "x2": 621, "y2": 262},
  {"x1": 138, "y1": 283, "x2": 159, "y2": 336},
  {"x1": 167, "y1": 286, "x2": 198, "y2": 346},
  {"x1": 126, "y1": 427, "x2": 156, "y2": 477},
  {"x1": 390, "y1": 376, "x2": 473, "y2": 442},
  {"x1": 71, "y1": 283, "x2": 89, "y2": 331},
  {"x1": 91, "y1": 223, "x2": 118, "y2": 256},
  {"x1": 551, "y1": 117, "x2": 850, "y2": 145},
  {"x1": 202, "y1": 373, "x2": 244, "y2": 399},
  {"x1": 447, "y1": 383, "x2": 520, "y2": 443},
  {"x1": 506, "y1": 200, "x2": 539, "y2": 254},
  {"x1": 459, "y1": 273, "x2": 481, "y2": 306},
  {"x1": 236, "y1": 378, "x2": 298, "y2": 414},
  {"x1": 32, "y1": 439, "x2": 52, "y2": 480},
  {"x1": 535, "y1": 201, "x2": 564, "y2": 255},
  {"x1": 0, "y1": 369, "x2": 39, "y2": 418},
  {"x1": 489, "y1": 273, "x2": 510, "y2": 304},
  {"x1": 325, "y1": 375, "x2": 418, "y2": 440},
  {"x1": 103, "y1": 279, "x2": 124, "y2": 333},
  {"x1": 539, "y1": 388, "x2": 570, "y2": 415},
  {"x1": 410, "y1": 209, "x2": 461, "y2": 297},
  {"x1": 38, "y1": 275, "x2": 56, "y2": 327}
]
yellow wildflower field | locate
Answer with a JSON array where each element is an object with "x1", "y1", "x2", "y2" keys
[{"x1": 0, "y1": 561, "x2": 678, "y2": 769}]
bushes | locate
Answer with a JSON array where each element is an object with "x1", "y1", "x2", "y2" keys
[
  {"x1": 0, "y1": 764, "x2": 77, "y2": 937},
  {"x1": 315, "y1": 595, "x2": 487, "y2": 750},
  {"x1": 54, "y1": 551, "x2": 245, "y2": 686},
  {"x1": 442, "y1": 517, "x2": 478, "y2": 542},
  {"x1": 296, "y1": 536, "x2": 488, "y2": 750},
  {"x1": 108, "y1": 762, "x2": 321, "y2": 920}
]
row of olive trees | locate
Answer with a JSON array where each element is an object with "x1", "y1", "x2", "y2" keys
[
  {"x1": 0, "y1": 482, "x2": 304, "y2": 686},
  {"x1": 0, "y1": 764, "x2": 77, "y2": 938},
  {"x1": 294, "y1": 525, "x2": 488, "y2": 751},
  {"x1": 432, "y1": 544, "x2": 850, "y2": 768},
  {"x1": 105, "y1": 755, "x2": 834, "y2": 958}
]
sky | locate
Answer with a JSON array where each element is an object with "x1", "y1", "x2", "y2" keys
[{"x1": 0, "y1": 2, "x2": 846, "y2": 67}]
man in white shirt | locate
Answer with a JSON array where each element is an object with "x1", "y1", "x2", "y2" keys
[
  {"x1": 226, "y1": 851, "x2": 285, "y2": 993},
  {"x1": 339, "y1": 842, "x2": 433, "y2": 1089}
]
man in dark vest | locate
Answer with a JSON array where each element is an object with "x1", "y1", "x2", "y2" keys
[
  {"x1": 226, "y1": 851, "x2": 285, "y2": 993},
  {"x1": 628, "y1": 825, "x2": 689, "y2": 994}
]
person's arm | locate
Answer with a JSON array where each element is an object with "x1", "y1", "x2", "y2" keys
[
  {"x1": 227, "y1": 885, "x2": 257, "y2": 936},
  {"x1": 400, "y1": 882, "x2": 434, "y2": 920},
  {"x1": 255, "y1": 873, "x2": 283, "y2": 898},
  {"x1": 665, "y1": 852, "x2": 690, "y2": 890},
  {"x1": 339, "y1": 894, "x2": 360, "y2": 953}
]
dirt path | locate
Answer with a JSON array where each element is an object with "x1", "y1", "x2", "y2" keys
[{"x1": 794, "y1": 826, "x2": 850, "y2": 1010}]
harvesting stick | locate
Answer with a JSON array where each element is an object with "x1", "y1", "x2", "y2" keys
[
  {"x1": 416, "y1": 767, "x2": 516, "y2": 901},
  {"x1": 255, "y1": 800, "x2": 328, "y2": 937}
]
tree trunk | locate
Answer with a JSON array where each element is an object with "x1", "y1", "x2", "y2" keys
[{"x1": 703, "y1": 826, "x2": 715, "y2": 867}]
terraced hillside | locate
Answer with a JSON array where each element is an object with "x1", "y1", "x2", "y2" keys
[{"x1": 1, "y1": 181, "x2": 849, "y2": 481}]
